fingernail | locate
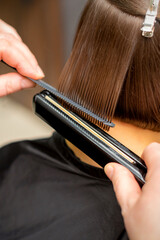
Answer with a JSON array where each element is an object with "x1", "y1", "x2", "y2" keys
[
  {"x1": 36, "y1": 65, "x2": 45, "y2": 77},
  {"x1": 105, "y1": 165, "x2": 114, "y2": 180}
]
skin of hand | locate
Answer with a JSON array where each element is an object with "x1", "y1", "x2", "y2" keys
[
  {"x1": 0, "y1": 19, "x2": 44, "y2": 97},
  {"x1": 104, "y1": 142, "x2": 160, "y2": 240}
]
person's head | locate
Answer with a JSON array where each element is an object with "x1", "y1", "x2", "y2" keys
[{"x1": 58, "y1": 0, "x2": 160, "y2": 131}]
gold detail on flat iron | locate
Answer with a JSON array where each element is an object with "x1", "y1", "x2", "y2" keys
[{"x1": 45, "y1": 95, "x2": 135, "y2": 165}]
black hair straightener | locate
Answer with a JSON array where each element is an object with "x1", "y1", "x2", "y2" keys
[
  {"x1": 33, "y1": 89, "x2": 147, "y2": 185},
  {"x1": 1, "y1": 60, "x2": 147, "y2": 185}
]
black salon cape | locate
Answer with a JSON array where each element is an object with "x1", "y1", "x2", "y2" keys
[{"x1": 0, "y1": 132, "x2": 128, "y2": 240}]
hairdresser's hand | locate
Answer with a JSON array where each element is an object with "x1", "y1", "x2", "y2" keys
[
  {"x1": 104, "y1": 143, "x2": 160, "y2": 240},
  {"x1": 0, "y1": 19, "x2": 44, "y2": 97}
]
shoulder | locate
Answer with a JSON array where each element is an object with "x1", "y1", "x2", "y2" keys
[{"x1": 0, "y1": 133, "x2": 62, "y2": 172}]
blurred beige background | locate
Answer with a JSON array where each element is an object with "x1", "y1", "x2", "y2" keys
[
  {"x1": 0, "y1": 96, "x2": 52, "y2": 147},
  {"x1": 0, "y1": 0, "x2": 87, "y2": 147}
]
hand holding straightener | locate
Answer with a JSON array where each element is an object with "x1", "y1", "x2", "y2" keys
[{"x1": 105, "y1": 143, "x2": 160, "y2": 240}]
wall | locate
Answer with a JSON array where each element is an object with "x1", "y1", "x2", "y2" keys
[{"x1": 60, "y1": 0, "x2": 87, "y2": 59}]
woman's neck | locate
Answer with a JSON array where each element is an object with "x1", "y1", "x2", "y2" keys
[{"x1": 66, "y1": 119, "x2": 160, "y2": 168}]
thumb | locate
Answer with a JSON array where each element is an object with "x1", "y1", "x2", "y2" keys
[
  {"x1": 0, "y1": 72, "x2": 35, "y2": 97},
  {"x1": 141, "y1": 143, "x2": 160, "y2": 195},
  {"x1": 104, "y1": 163, "x2": 141, "y2": 214}
]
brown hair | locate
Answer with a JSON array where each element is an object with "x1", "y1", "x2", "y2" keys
[{"x1": 58, "y1": 0, "x2": 160, "y2": 131}]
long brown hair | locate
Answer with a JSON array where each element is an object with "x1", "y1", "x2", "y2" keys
[{"x1": 58, "y1": 0, "x2": 160, "y2": 131}]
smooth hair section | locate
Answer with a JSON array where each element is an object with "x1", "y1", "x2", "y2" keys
[{"x1": 58, "y1": 0, "x2": 160, "y2": 131}]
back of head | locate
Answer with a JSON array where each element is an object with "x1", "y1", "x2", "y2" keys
[{"x1": 58, "y1": 0, "x2": 160, "y2": 131}]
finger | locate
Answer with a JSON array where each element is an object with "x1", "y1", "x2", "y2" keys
[
  {"x1": 0, "y1": 72, "x2": 35, "y2": 97},
  {"x1": 104, "y1": 163, "x2": 141, "y2": 215},
  {"x1": 0, "y1": 32, "x2": 39, "y2": 68},
  {"x1": 0, "y1": 37, "x2": 44, "y2": 79},
  {"x1": 0, "y1": 19, "x2": 22, "y2": 41},
  {"x1": 0, "y1": 21, "x2": 38, "y2": 70},
  {"x1": 141, "y1": 143, "x2": 160, "y2": 194},
  {"x1": 16, "y1": 41, "x2": 39, "y2": 68},
  {"x1": 142, "y1": 142, "x2": 160, "y2": 171}
]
